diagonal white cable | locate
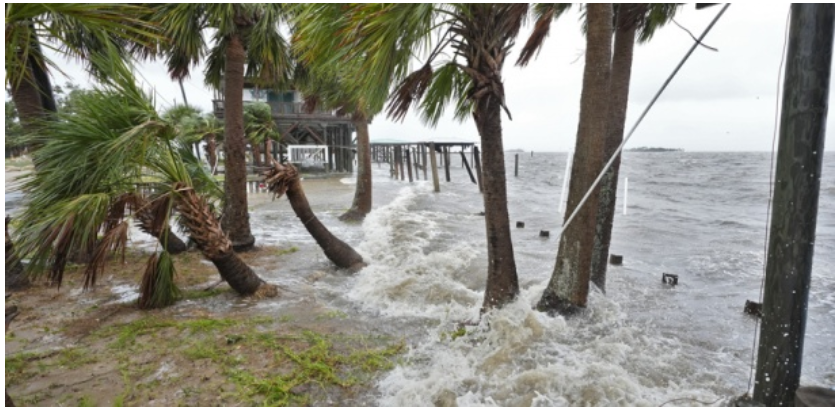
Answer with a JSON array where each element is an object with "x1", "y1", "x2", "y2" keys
[{"x1": 556, "y1": 4, "x2": 731, "y2": 240}]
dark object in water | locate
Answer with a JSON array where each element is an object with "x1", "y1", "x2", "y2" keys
[
  {"x1": 476, "y1": 211, "x2": 485, "y2": 216},
  {"x1": 795, "y1": 386, "x2": 835, "y2": 407},
  {"x1": 662, "y1": 273, "x2": 678, "y2": 286},
  {"x1": 744, "y1": 300, "x2": 763, "y2": 318},
  {"x1": 609, "y1": 254, "x2": 623, "y2": 265},
  {"x1": 516, "y1": 221, "x2": 525, "y2": 228},
  {"x1": 539, "y1": 230, "x2": 549, "y2": 238}
]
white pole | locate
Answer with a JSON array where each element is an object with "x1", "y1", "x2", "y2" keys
[
  {"x1": 559, "y1": 151, "x2": 573, "y2": 214},
  {"x1": 623, "y1": 177, "x2": 629, "y2": 215}
]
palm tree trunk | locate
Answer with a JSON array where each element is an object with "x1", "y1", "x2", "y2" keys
[
  {"x1": 475, "y1": 87, "x2": 520, "y2": 312},
  {"x1": 135, "y1": 210, "x2": 188, "y2": 255},
  {"x1": 590, "y1": 10, "x2": 637, "y2": 293},
  {"x1": 340, "y1": 117, "x2": 372, "y2": 221},
  {"x1": 251, "y1": 140, "x2": 263, "y2": 168},
  {"x1": 205, "y1": 134, "x2": 218, "y2": 171},
  {"x1": 5, "y1": 217, "x2": 29, "y2": 291},
  {"x1": 175, "y1": 184, "x2": 276, "y2": 297},
  {"x1": 220, "y1": 32, "x2": 255, "y2": 251},
  {"x1": 538, "y1": 4, "x2": 613, "y2": 315},
  {"x1": 265, "y1": 163, "x2": 365, "y2": 271}
]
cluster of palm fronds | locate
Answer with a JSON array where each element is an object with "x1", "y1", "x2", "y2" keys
[{"x1": 12, "y1": 62, "x2": 220, "y2": 309}]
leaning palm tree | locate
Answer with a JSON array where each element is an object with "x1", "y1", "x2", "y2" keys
[
  {"x1": 263, "y1": 162, "x2": 365, "y2": 271},
  {"x1": 294, "y1": 4, "x2": 528, "y2": 311},
  {"x1": 186, "y1": 113, "x2": 225, "y2": 173},
  {"x1": 5, "y1": 4, "x2": 157, "y2": 130},
  {"x1": 153, "y1": 4, "x2": 293, "y2": 251},
  {"x1": 14, "y1": 64, "x2": 276, "y2": 307}
]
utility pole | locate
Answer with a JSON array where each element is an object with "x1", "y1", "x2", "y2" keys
[{"x1": 753, "y1": 4, "x2": 834, "y2": 407}]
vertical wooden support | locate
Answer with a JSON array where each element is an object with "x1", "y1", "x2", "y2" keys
[
  {"x1": 398, "y1": 146, "x2": 405, "y2": 181},
  {"x1": 515, "y1": 153, "x2": 519, "y2": 177},
  {"x1": 460, "y1": 150, "x2": 477, "y2": 184},
  {"x1": 429, "y1": 142, "x2": 440, "y2": 192},
  {"x1": 473, "y1": 145, "x2": 483, "y2": 193},
  {"x1": 406, "y1": 147, "x2": 414, "y2": 182},
  {"x1": 443, "y1": 146, "x2": 451, "y2": 182},
  {"x1": 422, "y1": 145, "x2": 428, "y2": 180},
  {"x1": 413, "y1": 148, "x2": 420, "y2": 180},
  {"x1": 754, "y1": 4, "x2": 834, "y2": 407},
  {"x1": 389, "y1": 147, "x2": 394, "y2": 178}
]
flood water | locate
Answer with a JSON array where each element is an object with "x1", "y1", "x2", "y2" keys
[{"x1": 6, "y1": 151, "x2": 834, "y2": 405}]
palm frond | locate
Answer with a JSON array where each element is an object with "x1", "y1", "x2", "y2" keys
[{"x1": 138, "y1": 250, "x2": 180, "y2": 309}]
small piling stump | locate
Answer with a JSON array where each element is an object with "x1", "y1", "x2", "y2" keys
[
  {"x1": 609, "y1": 254, "x2": 623, "y2": 265},
  {"x1": 662, "y1": 273, "x2": 678, "y2": 286},
  {"x1": 744, "y1": 300, "x2": 763, "y2": 318},
  {"x1": 539, "y1": 230, "x2": 550, "y2": 238},
  {"x1": 516, "y1": 221, "x2": 525, "y2": 228}
]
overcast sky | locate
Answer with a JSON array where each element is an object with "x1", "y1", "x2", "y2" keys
[{"x1": 40, "y1": 3, "x2": 833, "y2": 152}]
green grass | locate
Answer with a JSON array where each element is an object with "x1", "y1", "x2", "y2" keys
[{"x1": 8, "y1": 314, "x2": 404, "y2": 407}]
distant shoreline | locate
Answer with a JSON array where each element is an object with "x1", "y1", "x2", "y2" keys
[{"x1": 626, "y1": 147, "x2": 684, "y2": 152}]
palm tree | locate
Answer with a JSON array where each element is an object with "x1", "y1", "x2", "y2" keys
[
  {"x1": 589, "y1": 4, "x2": 680, "y2": 292},
  {"x1": 154, "y1": 4, "x2": 293, "y2": 252},
  {"x1": 519, "y1": 4, "x2": 680, "y2": 304},
  {"x1": 264, "y1": 162, "x2": 365, "y2": 271},
  {"x1": 290, "y1": 63, "x2": 376, "y2": 221},
  {"x1": 535, "y1": 4, "x2": 614, "y2": 315},
  {"x1": 13, "y1": 66, "x2": 276, "y2": 307},
  {"x1": 5, "y1": 4, "x2": 156, "y2": 130},
  {"x1": 244, "y1": 102, "x2": 280, "y2": 170},
  {"x1": 294, "y1": 4, "x2": 527, "y2": 311}
]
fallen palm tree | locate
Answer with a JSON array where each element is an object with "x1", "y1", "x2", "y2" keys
[
  {"x1": 173, "y1": 183, "x2": 277, "y2": 297},
  {"x1": 264, "y1": 162, "x2": 366, "y2": 271}
]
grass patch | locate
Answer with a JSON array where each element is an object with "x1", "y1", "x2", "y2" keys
[
  {"x1": 8, "y1": 312, "x2": 403, "y2": 406},
  {"x1": 316, "y1": 310, "x2": 349, "y2": 320}
]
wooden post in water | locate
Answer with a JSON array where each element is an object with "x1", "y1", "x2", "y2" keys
[
  {"x1": 473, "y1": 145, "x2": 483, "y2": 193},
  {"x1": 422, "y1": 145, "x2": 428, "y2": 180},
  {"x1": 429, "y1": 142, "x2": 440, "y2": 192},
  {"x1": 406, "y1": 147, "x2": 413, "y2": 182},
  {"x1": 754, "y1": 5, "x2": 833, "y2": 407},
  {"x1": 443, "y1": 146, "x2": 451, "y2": 182},
  {"x1": 413, "y1": 148, "x2": 420, "y2": 180},
  {"x1": 515, "y1": 153, "x2": 519, "y2": 177},
  {"x1": 460, "y1": 150, "x2": 477, "y2": 185}
]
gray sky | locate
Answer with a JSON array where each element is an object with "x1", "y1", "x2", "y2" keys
[{"x1": 39, "y1": 3, "x2": 832, "y2": 152}]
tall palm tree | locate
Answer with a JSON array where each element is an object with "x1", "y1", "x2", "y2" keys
[
  {"x1": 295, "y1": 4, "x2": 528, "y2": 311},
  {"x1": 291, "y1": 63, "x2": 376, "y2": 221},
  {"x1": 154, "y1": 4, "x2": 293, "y2": 252},
  {"x1": 535, "y1": 4, "x2": 614, "y2": 315},
  {"x1": 13, "y1": 66, "x2": 276, "y2": 307},
  {"x1": 589, "y1": 4, "x2": 680, "y2": 292},
  {"x1": 519, "y1": 4, "x2": 680, "y2": 303},
  {"x1": 5, "y1": 4, "x2": 156, "y2": 130}
]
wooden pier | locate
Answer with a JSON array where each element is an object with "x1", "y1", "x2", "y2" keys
[{"x1": 370, "y1": 140, "x2": 479, "y2": 192}]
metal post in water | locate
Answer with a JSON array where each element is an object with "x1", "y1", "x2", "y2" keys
[
  {"x1": 559, "y1": 151, "x2": 573, "y2": 214},
  {"x1": 753, "y1": 4, "x2": 833, "y2": 406},
  {"x1": 623, "y1": 178, "x2": 629, "y2": 215}
]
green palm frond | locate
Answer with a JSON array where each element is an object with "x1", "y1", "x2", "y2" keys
[
  {"x1": 138, "y1": 250, "x2": 180, "y2": 309},
  {"x1": 5, "y1": 3, "x2": 160, "y2": 88},
  {"x1": 244, "y1": 102, "x2": 280, "y2": 144}
]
